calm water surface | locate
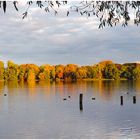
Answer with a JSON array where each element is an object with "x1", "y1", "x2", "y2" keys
[{"x1": 0, "y1": 80, "x2": 140, "y2": 138}]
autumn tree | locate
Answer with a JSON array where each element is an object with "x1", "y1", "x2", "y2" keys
[
  {"x1": 39, "y1": 64, "x2": 51, "y2": 81},
  {"x1": 76, "y1": 66, "x2": 87, "y2": 79},
  {"x1": 26, "y1": 64, "x2": 40, "y2": 80},
  {"x1": 18, "y1": 64, "x2": 27, "y2": 81},
  {"x1": 6, "y1": 61, "x2": 19, "y2": 81},
  {"x1": 55, "y1": 65, "x2": 65, "y2": 81},
  {"x1": 85, "y1": 66, "x2": 93, "y2": 79},
  {"x1": 98, "y1": 60, "x2": 113, "y2": 79},
  {"x1": 50, "y1": 66, "x2": 55, "y2": 81},
  {"x1": 104, "y1": 63, "x2": 120, "y2": 79},
  {"x1": 1, "y1": 60, "x2": 140, "y2": 82},
  {"x1": 0, "y1": 61, "x2": 4, "y2": 80},
  {"x1": 63, "y1": 64, "x2": 78, "y2": 82},
  {"x1": 120, "y1": 64, "x2": 135, "y2": 80},
  {"x1": 91, "y1": 65, "x2": 100, "y2": 79},
  {"x1": 132, "y1": 67, "x2": 140, "y2": 80},
  {"x1": 27, "y1": 69, "x2": 36, "y2": 81}
]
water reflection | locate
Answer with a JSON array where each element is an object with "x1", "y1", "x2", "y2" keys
[
  {"x1": 0, "y1": 80, "x2": 140, "y2": 138},
  {"x1": 0, "y1": 81, "x2": 4, "y2": 93},
  {"x1": 0, "y1": 80, "x2": 140, "y2": 101}
]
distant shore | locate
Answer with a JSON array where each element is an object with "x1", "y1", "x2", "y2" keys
[{"x1": 0, "y1": 60, "x2": 140, "y2": 82}]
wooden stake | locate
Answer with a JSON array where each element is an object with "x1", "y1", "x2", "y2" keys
[
  {"x1": 79, "y1": 94, "x2": 83, "y2": 111},
  {"x1": 120, "y1": 96, "x2": 123, "y2": 106},
  {"x1": 133, "y1": 96, "x2": 136, "y2": 104}
]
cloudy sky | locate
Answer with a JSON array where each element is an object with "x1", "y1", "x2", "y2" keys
[{"x1": 0, "y1": 1, "x2": 140, "y2": 66}]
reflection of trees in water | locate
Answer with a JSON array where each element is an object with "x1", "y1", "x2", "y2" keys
[
  {"x1": 81, "y1": 80, "x2": 116, "y2": 100},
  {"x1": 120, "y1": 80, "x2": 134, "y2": 92},
  {"x1": 0, "y1": 81, "x2": 4, "y2": 93},
  {"x1": 94, "y1": 81, "x2": 114, "y2": 100},
  {"x1": 76, "y1": 81, "x2": 87, "y2": 95},
  {"x1": 118, "y1": 80, "x2": 138, "y2": 94},
  {"x1": 2, "y1": 80, "x2": 140, "y2": 101},
  {"x1": 37, "y1": 81, "x2": 56, "y2": 99},
  {"x1": 98, "y1": 80, "x2": 140, "y2": 100},
  {"x1": 133, "y1": 80, "x2": 140, "y2": 95},
  {"x1": 27, "y1": 81, "x2": 37, "y2": 99},
  {"x1": 6, "y1": 81, "x2": 19, "y2": 95},
  {"x1": 18, "y1": 80, "x2": 25, "y2": 88},
  {"x1": 0, "y1": 81, "x2": 4, "y2": 111},
  {"x1": 55, "y1": 82, "x2": 65, "y2": 96},
  {"x1": 90, "y1": 80, "x2": 123, "y2": 100}
]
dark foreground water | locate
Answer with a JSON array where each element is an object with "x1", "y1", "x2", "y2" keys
[{"x1": 0, "y1": 80, "x2": 140, "y2": 138}]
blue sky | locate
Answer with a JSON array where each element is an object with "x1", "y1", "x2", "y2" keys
[{"x1": 0, "y1": 1, "x2": 140, "y2": 65}]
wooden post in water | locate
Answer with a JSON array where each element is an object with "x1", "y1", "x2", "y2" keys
[
  {"x1": 120, "y1": 96, "x2": 123, "y2": 106},
  {"x1": 79, "y1": 93, "x2": 83, "y2": 111},
  {"x1": 133, "y1": 96, "x2": 136, "y2": 104}
]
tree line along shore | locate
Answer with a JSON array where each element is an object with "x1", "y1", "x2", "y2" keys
[{"x1": 0, "y1": 60, "x2": 140, "y2": 82}]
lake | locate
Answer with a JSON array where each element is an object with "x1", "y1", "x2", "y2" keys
[{"x1": 0, "y1": 80, "x2": 140, "y2": 138}]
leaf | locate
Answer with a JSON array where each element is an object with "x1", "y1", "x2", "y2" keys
[
  {"x1": 36, "y1": 1, "x2": 43, "y2": 8},
  {"x1": 13, "y1": 1, "x2": 18, "y2": 11},
  {"x1": 67, "y1": 11, "x2": 69, "y2": 16},
  {"x1": 63, "y1": 1, "x2": 67, "y2": 5},
  {"x1": 28, "y1": 1, "x2": 33, "y2": 5},
  {"x1": 22, "y1": 12, "x2": 28, "y2": 19},
  {"x1": 103, "y1": 20, "x2": 105, "y2": 26},
  {"x1": 98, "y1": 23, "x2": 102, "y2": 29},
  {"x1": 55, "y1": 11, "x2": 58, "y2": 16},
  {"x1": 56, "y1": 1, "x2": 61, "y2": 7},
  {"x1": 3, "y1": 1, "x2": 6, "y2": 13},
  {"x1": 80, "y1": 12, "x2": 83, "y2": 15},
  {"x1": 45, "y1": 7, "x2": 50, "y2": 13}
]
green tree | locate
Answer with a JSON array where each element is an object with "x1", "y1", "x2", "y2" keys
[
  {"x1": 76, "y1": 66, "x2": 87, "y2": 79},
  {"x1": 91, "y1": 65, "x2": 100, "y2": 79},
  {"x1": 133, "y1": 67, "x2": 140, "y2": 80},
  {"x1": 120, "y1": 65, "x2": 133, "y2": 80},
  {"x1": 104, "y1": 64, "x2": 120, "y2": 79}
]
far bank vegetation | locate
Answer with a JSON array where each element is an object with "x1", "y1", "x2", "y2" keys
[{"x1": 0, "y1": 60, "x2": 140, "y2": 82}]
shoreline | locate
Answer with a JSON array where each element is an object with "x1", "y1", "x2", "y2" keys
[{"x1": 0, "y1": 78, "x2": 135, "y2": 83}]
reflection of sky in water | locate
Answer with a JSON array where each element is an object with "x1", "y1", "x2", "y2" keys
[{"x1": 0, "y1": 81, "x2": 140, "y2": 138}]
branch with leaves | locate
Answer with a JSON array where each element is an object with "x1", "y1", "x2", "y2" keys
[
  {"x1": 0, "y1": 1, "x2": 140, "y2": 28},
  {"x1": 0, "y1": 1, "x2": 67, "y2": 18},
  {"x1": 70, "y1": 1, "x2": 140, "y2": 28}
]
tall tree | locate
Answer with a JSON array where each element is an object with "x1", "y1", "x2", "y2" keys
[
  {"x1": 104, "y1": 64, "x2": 120, "y2": 79},
  {"x1": 6, "y1": 61, "x2": 19, "y2": 81},
  {"x1": 0, "y1": 61, "x2": 4, "y2": 80},
  {"x1": 133, "y1": 67, "x2": 140, "y2": 80}
]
